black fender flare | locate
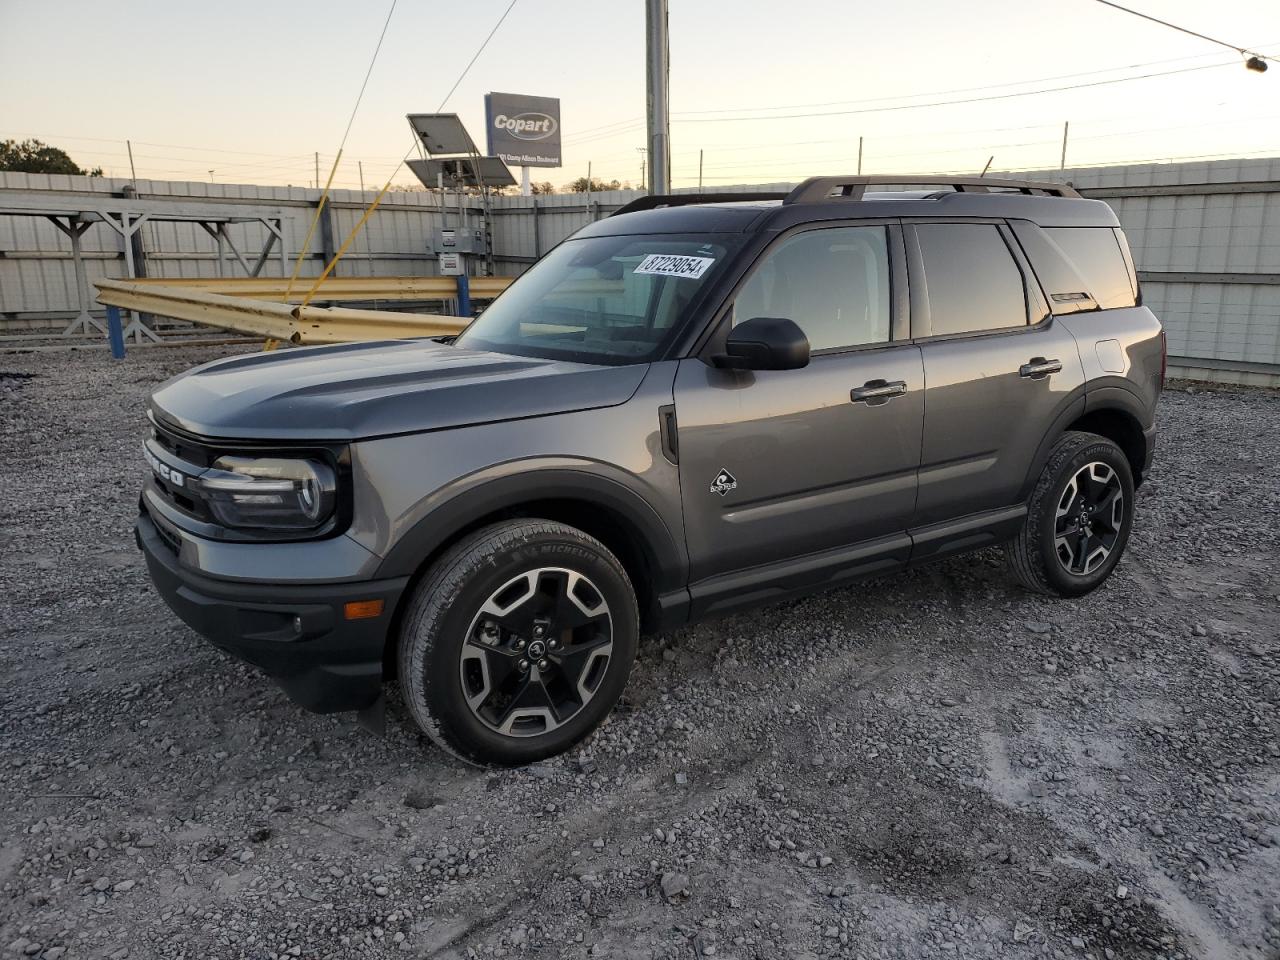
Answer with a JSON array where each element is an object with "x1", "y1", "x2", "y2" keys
[
  {"x1": 1019, "y1": 381, "x2": 1152, "y2": 500},
  {"x1": 373, "y1": 465, "x2": 687, "y2": 596}
]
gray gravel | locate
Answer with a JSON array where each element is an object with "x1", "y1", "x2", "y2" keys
[{"x1": 1, "y1": 346, "x2": 1277, "y2": 960}]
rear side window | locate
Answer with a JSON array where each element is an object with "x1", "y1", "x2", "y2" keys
[
  {"x1": 1043, "y1": 227, "x2": 1137, "y2": 309},
  {"x1": 915, "y1": 223, "x2": 1028, "y2": 336},
  {"x1": 733, "y1": 225, "x2": 891, "y2": 351}
]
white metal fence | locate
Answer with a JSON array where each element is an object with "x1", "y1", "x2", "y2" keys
[{"x1": 2, "y1": 160, "x2": 1278, "y2": 384}]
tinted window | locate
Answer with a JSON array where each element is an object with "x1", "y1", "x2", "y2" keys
[
  {"x1": 916, "y1": 223, "x2": 1028, "y2": 336},
  {"x1": 733, "y1": 226, "x2": 891, "y2": 351},
  {"x1": 456, "y1": 233, "x2": 740, "y2": 365},
  {"x1": 1044, "y1": 227, "x2": 1137, "y2": 309}
]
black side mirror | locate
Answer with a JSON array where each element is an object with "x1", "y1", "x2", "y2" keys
[{"x1": 712, "y1": 316, "x2": 810, "y2": 371}]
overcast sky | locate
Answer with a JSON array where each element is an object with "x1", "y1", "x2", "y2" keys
[{"x1": 1, "y1": 0, "x2": 1276, "y2": 190}]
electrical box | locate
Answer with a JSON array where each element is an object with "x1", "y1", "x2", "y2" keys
[
  {"x1": 433, "y1": 227, "x2": 486, "y2": 255},
  {"x1": 438, "y1": 252, "x2": 464, "y2": 276}
]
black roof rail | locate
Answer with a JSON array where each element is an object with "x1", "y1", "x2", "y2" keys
[
  {"x1": 784, "y1": 176, "x2": 1080, "y2": 204},
  {"x1": 611, "y1": 191, "x2": 789, "y2": 216}
]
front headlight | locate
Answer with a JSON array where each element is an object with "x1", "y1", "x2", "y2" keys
[{"x1": 197, "y1": 456, "x2": 336, "y2": 530}]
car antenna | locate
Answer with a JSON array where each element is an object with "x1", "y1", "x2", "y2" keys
[{"x1": 979, "y1": 156, "x2": 994, "y2": 178}]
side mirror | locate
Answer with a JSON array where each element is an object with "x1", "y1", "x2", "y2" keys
[{"x1": 713, "y1": 316, "x2": 810, "y2": 371}]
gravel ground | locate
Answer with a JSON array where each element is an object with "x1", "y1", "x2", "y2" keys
[{"x1": 1, "y1": 345, "x2": 1277, "y2": 960}]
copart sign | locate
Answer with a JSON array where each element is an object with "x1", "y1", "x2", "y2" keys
[{"x1": 484, "y1": 92, "x2": 561, "y2": 168}]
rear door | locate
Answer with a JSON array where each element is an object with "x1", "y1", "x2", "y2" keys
[
  {"x1": 906, "y1": 220, "x2": 1086, "y2": 536},
  {"x1": 674, "y1": 222, "x2": 923, "y2": 597}
]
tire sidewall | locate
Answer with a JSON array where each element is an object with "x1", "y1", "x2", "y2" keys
[
  {"x1": 406, "y1": 529, "x2": 638, "y2": 765},
  {"x1": 1034, "y1": 439, "x2": 1135, "y2": 597}
]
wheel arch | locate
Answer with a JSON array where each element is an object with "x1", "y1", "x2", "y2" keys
[
  {"x1": 376, "y1": 470, "x2": 688, "y2": 674},
  {"x1": 1020, "y1": 382, "x2": 1152, "y2": 500},
  {"x1": 1064, "y1": 405, "x2": 1148, "y2": 486}
]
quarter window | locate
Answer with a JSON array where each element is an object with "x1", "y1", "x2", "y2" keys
[
  {"x1": 916, "y1": 223, "x2": 1029, "y2": 336},
  {"x1": 733, "y1": 226, "x2": 891, "y2": 351},
  {"x1": 1044, "y1": 227, "x2": 1138, "y2": 309}
]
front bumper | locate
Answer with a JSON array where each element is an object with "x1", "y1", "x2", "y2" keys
[{"x1": 136, "y1": 509, "x2": 407, "y2": 713}]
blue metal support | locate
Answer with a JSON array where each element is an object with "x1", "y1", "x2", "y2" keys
[
  {"x1": 456, "y1": 272, "x2": 472, "y2": 318},
  {"x1": 106, "y1": 305, "x2": 126, "y2": 359}
]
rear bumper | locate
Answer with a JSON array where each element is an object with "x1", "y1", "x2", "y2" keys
[{"x1": 136, "y1": 510, "x2": 407, "y2": 713}]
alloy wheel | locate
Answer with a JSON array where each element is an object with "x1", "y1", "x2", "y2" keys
[
  {"x1": 1053, "y1": 461, "x2": 1125, "y2": 576},
  {"x1": 460, "y1": 567, "x2": 614, "y2": 737}
]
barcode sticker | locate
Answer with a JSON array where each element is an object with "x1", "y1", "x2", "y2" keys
[{"x1": 633, "y1": 254, "x2": 716, "y2": 279}]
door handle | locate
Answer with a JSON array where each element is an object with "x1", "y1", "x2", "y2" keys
[
  {"x1": 1019, "y1": 357, "x2": 1063, "y2": 379},
  {"x1": 850, "y1": 379, "x2": 907, "y2": 405}
]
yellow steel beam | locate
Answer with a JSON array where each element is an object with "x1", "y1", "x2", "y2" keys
[
  {"x1": 127, "y1": 275, "x2": 514, "y2": 302},
  {"x1": 94, "y1": 278, "x2": 468, "y2": 345}
]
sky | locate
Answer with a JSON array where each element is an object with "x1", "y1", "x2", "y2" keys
[{"x1": 1, "y1": 0, "x2": 1277, "y2": 191}]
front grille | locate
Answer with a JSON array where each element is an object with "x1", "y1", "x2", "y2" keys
[
  {"x1": 147, "y1": 418, "x2": 216, "y2": 522},
  {"x1": 150, "y1": 416, "x2": 220, "y2": 468}
]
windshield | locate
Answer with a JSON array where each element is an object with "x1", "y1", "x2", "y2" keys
[{"x1": 455, "y1": 233, "x2": 739, "y2": 364}]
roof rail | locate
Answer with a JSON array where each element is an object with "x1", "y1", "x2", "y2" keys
[
  {"x1": 784, "y1": 176, "x2": 1080, "y2": 204},
  {"x1": 612, "y1": 191, "x2": 788, "y2": 216}
]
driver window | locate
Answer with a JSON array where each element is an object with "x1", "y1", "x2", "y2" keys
[{"x1": 732, "y1": 226, "x2": 891, "y2": 351}]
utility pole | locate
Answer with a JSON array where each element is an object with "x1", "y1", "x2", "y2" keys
[
  {"x1": 126, "y1": 140, "x2": 138, "y2": 184},
  {"x1": 314, "y1": 152, "x2": 320, "y2": 191},
  {"x1": 1060, "y1": 121, "x2": 1070, "y2": 175},
  {"x1": 698, "y1": 149, "x2": 703, "y2": 190},
  {"x1": 208, "y1": 170, "x2": 215, "y2": 183},
  {"x1": 857, "y1": 136, "x2": 863, "y2": 175},
  {"x1": 645, "y1": 0, "x2": 670, "y2": 195}
]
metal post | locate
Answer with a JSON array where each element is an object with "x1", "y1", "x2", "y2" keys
[
  {"x1": 698, "y1": 149, "x2": 703, "y2": 190},
  {"x1": 127, "y1": 140, "x2": 138, "y2": 184},
  {"x1": 645, "y1": 0, "x2": 671, "y2": 194},
  {"x1": 586, "y1": 162, "x2": 593, "y2": 222},
  {"x1": 532, "y1": 194, "x2": 541, "y2": 259},
  {"x1": 315, "y1": 152, "x2": 320, "y2": 191},
  {"x1": 1060, "y1": 121, "x2": 1070, "y2": 174},
  {"x1": 456, "y1": 272, "x2": 471, "y2": 318},
  {"x1": 857, "y1": 136, "x2": 863, "y2": 175},
  {"x1": 106, "y1": 305, "x2": 126, "y2": 359},
  {"x1": 358, "y1": 160, "x2": 375, "y2": 277},
  {"x1": 214, "y1": 223, "x2": 226, "y2": 278},
  {"x1": 49, "y1": 216, "x2": 101, "y2": 336},
  {"x1": 521, "y1": 166, "x2": 530, "y2": 197}
]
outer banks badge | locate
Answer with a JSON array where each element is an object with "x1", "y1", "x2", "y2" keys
[{"x1": 710, "y1": 468, "x2": 738, "y2": 497}]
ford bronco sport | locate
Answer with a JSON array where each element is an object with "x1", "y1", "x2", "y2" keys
[{"x1": 137, "y1": 175, "x2": 1163, "y2": 765}]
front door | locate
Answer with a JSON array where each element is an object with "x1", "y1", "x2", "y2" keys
[{"x1": 674, "y1": 223, "x2": 924, "y2": 599}]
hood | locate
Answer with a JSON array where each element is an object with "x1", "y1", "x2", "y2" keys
[{"x1": 150, "y1": 339, "x2": 649, "y2": 441}]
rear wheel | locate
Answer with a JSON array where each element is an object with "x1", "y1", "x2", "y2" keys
[
  {"x1": 1007, "y1": 431, "x2": 1135, "y2": 597},
  {"x1": 398, "y1": 520, "x2": 638, "y2": 766}
]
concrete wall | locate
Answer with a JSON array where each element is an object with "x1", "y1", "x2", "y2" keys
[{"x1": 2, "y1": 161, "x2": 1277, "y2": 384}]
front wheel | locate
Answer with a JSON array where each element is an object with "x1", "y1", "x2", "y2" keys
[
  {"x1": 397, "y1": 520, "x2": 638, "y2": 766},
  {"x1": 1006, "y1": 431, "x2": 1136, "y2": 597}
]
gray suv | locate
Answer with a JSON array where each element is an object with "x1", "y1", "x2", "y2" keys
[{"x1": 136, "y1": 176, "x2": 1164, "y2": 765}]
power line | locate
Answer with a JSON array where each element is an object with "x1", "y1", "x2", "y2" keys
[
  {"x1": 435, "y1": 0, "x2": 520, "y2": 112},
  {"x1": 337, "y1": 0, "x2": 399, "y2": 150},
  {"x1": 1093, "y1": 1, "x2": 1270, "y2": 62},
  {"x1": 672, "y1": 49, "x2": 1255, "y2": 117},
  {"x1": 560, "y1": 48, "x2": 1270, "y2": 148},
  {"x1": 676, "y1": 61, "x2": 1238, "y2": 125}
]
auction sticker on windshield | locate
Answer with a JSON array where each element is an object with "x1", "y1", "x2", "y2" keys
[{"x1": 633, "y1": 254, "x2": 715, "y2": 279}]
